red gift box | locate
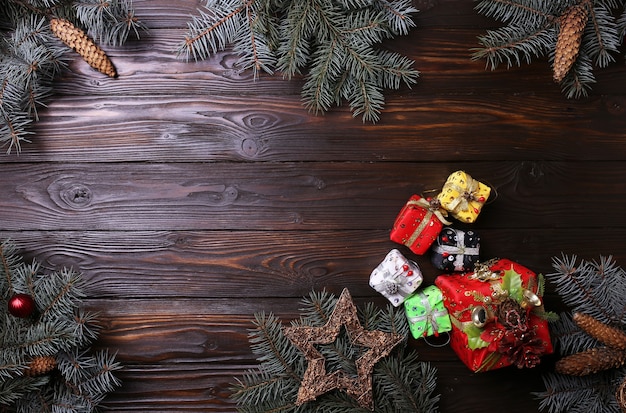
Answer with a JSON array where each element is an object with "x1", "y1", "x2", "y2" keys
[
  {"x1": 435, "y1": 258, "x2": 553, "y2": 372},
  {"x1": 390, "y1": 195, "x2": 450, "y2": 255}
]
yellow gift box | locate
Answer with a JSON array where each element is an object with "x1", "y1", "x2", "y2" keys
[{"x1": 437, "y1": 171, "x2": 491, "y2": 223}]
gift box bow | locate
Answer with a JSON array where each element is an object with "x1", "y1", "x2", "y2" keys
[
  {"x1": 405, "y1": 197, "x2": 452, "y2": 229},
  {"x1": 370, "y1": 249, "x2": 423, "y2": 307},
  {"x1": 432, "y1": 234, "x2": 479, "y2": 270},
  {"x1": 438, "y1": 171, "x2": 491, "y2": 217},
  {"x1": 405, "y1": 286, "x2": 451, "y2": 337},
  {"x1": 374, "y1": 261, "x2": 418, "y2": 297}
]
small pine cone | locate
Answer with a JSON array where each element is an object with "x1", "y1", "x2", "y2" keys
[
  {"x1": 49, "y1": 18, "x2": 117, "y2": 77},
  {"x1": 553, "y1": 2, "x2": 589, "y2": 83},
  {"x1": 496, "y1": 298, "x2": 526, "y2": 330},
  {"x1": 574, "y1": 312, "x2": 626, "y2": 351},
  {"x1": 555, "y1": 346, "x2": 626, "y2": 376},
  {"x1": 23, "y1": 355, "x2": 57, "y2": 377}
]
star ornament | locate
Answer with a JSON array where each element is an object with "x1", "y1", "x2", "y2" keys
[{"x1": 283, "y1": 288, "x2": 403, "y2": 410}]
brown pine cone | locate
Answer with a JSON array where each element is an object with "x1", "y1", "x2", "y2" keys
[
  {"x1": 49, "y1": 18, "x2": 117, "y2": 77},
  {"x1": 553, "y1": 2, "x2": 589, "y2": 83},
  {"x1": 23, "y1": 355, "x2": 57, "y2": 377},
  {"x1": 496, "y1": 298, "x2": 526, "y2": 330},
  {"x1": 574, "y1": 312, "x2": 626, "y2": 351},
  {"x1": 555, "y1": 346, "x2": 626, "y2": 376}
]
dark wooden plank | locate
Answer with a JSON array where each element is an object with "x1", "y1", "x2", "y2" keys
[
  {"x1": 4, "y1": 228, "x2": 623, "y2": 300},
  {"x1": 7, "y1": 92, "x2": 622, "y2": 162},
  {"x1": 81, "y1": 298, "x2": 549, "y2": 413},
  {"x1": 0, "y1": 162, "x2": 624, "y2": 230},
  {"x1": 99, "y1": 362, "x2": 548, "y2": 412}
]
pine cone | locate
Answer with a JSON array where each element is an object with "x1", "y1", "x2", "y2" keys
[
  {"x1": 574, "y1": 312, "x2": 626, "y2": 351},
  {"x1": 496, "y1": 298, "x2": 526, "y2": 330},
  {"x1": 497, "y1": 328, "x2": 545, "y2": 369},
  {"x1": 555, "y1": 346, "x2": 626, "y2": 376},
  {"x1": 553, "y1": 2, "x2": 589, "y2": 83},
  {"x1": 49, "y1": 18, "x2": 117, "y2": 77},
  {"x1": 23, "y1": 355, "x2": 57, "y2": 377}
]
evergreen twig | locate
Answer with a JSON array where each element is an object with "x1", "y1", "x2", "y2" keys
[
  {"x1": 473, "y1": 0, "x2": 626, "y2": 99},
  {"x1": 0, "y1": 239, "x2": 121, "y2": 412},
  {"x1": 534, "y1": 254, "x2": 626, "y2": 412},
  {"x1": 230, "y1": 289, "x2": 439, "y2": 412},
  {"x1": 179, "y1": 0, "x2": 419, "y2": 123},
  {"x1": 0, "y1": 0, "x2": 146, "y2": 153}
]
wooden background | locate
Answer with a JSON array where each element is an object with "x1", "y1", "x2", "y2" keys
[{"x1": 3, "y1": 0, "x2": 626, "y2": 411}]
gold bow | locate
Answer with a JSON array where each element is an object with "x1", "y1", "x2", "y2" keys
[
  {"x1": 407, "y1": 197, "x2": 452, "y2": 226},
  {"x1": 444, "y1": 176, "x2": 481, "y2": 213}
]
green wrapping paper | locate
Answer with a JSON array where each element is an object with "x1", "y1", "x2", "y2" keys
[{"x1": 404, "y1": 285, "x2": 452, "y2": 339}]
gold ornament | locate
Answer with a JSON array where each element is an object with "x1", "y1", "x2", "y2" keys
[
  {"x1": 283, "y1": 288, "x2": 403, "y2": 411},
  {"x1": 49, "y1": 18, "x2": 117, "y2": 77},
  {"x1": 553, "y1": 1, "x2": 590, "y2": 83}
]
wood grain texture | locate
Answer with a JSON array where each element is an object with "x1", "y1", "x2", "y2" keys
[{"x1": 2, "y1": 0, "x2": 626, "y2": 411}]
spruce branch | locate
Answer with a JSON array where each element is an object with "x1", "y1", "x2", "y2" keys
[
  {"x1": 180, "y1": 0, "x2": 419, "y2": 122},
  {"x1": 0, "y1": 0, "x2": 145, "y2": 153},
  {"x1": 473, "y1": 0, "x2": 625, "y2": 99},
  {"x1": 0, "y1": 239, "x2": 121, "y2": 412},
  {"x1": 536, "y1": 255, "x2": 626, "y2": 412},
  {"x1": 230, "y1": 289, "x2": 439, "y2": 412}
]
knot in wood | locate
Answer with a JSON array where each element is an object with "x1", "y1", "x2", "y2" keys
[{"x1": 61, "y1": 183, "x2": 93, "y2": 209}]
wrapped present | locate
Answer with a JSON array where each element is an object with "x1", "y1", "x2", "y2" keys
[
  {"x1": 431, "y1": 227, "x2": 480, "y2": 272},
  {"x1": 370, "y1": 249, "x2": 423, "y2": 307},
  {"x1": 437, "y1": 171, "x2": 491, "y2": 223},
  {"x1": 435, "y1": 258, "x2": 553, "y2": 372},
  {"x1": 404, "y1": 285, "x2": 451, "y2": 339},
  {"x1": 390, "y1": 195, "x2": 451, "y2": 255}
]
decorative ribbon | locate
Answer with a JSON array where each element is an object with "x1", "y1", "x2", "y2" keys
[
  {"x1": 408, "y1": 291, "x2": 448, "y2": 336},
  {"x1": 443, "y1": 176, "x2": 481, "y2": 214},
  {"x1": 469, "y1": 259, "x2": 501, "y2": 282},
  {"x1": 406, "y1": 197, "x2": 452, "y2": 227},
  {"x1": 376, "y1": 260, "x2": 417, "y2": 298},
  {"x1": 433, "y1": 234, "x2": 479, "y2": 271}
]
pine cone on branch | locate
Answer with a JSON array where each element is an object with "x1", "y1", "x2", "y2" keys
[
  {"x1": 573, "y1": 312, "x2": 626, "y2": 351},
  {"x1": 555, "y1": 346, "x2": 626, "y2": 376},
  {"x1": 49, "y1": 18, "x2": 117, "y2": 77},
  {"x1": 23, "y1": 355, "x2": 57, "y2": 377},
  {"x1": 553, "y1": 1, "x2": 589, "y2": 83}
]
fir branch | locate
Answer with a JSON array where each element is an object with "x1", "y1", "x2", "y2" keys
[
  {"x1": 535, "y1": 369, "x2": 625, "y2": 413},
  {"x1": 232, "y1": 290, "x2": 439, "y2": 412},
  {"x1": 249, "y1": 312, "x2": 301, "y2": 380},
  {"x1": 0, "y1": 0, "x2": 144, "y2": 152},
  {"x1": 180, "y1": 0, "x2": 419, "y2": 122},
  {"x1": 473, "y1": 23, "x2": 556, "y2": 69},
  {"x1": 584, "y1": 2, "x2": 621, "y2": 68},
  {"x1": 547, "y1": 254, "x2": 626, "y2": 324},
  {"x1": 0, "y1": 239, "x2": 121, "y2": 411},
  {"x1": 0, "y1": 239, "x2": 21, "y2": 296},
  {"x1": 474, "y1": 0, "x2": 626, "y2": 98}
]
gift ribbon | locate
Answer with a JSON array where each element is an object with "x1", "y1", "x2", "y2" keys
[
  {"x1": 433, "y1": 238, "x2": 479, "y2": 271},
  {"x1": 376, "y1": 260, "x2": 418, "y2": 297},
  {"x1": 408, "y1": 291, "x2": 448, "y2": 336},
  {"x1": 443, "y1": 176, "x2": 481, "y2": 214},
  {"x1": 403, "y1": 199, "x2": 452, "y2": 248}
]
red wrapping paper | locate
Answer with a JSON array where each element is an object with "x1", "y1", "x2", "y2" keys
[
  {"x1": 390, "y1": 195, "x2": 445, "y2": 255},
  {"x1": 435, "y1": 259, "x2": 553, "y2": 372}
]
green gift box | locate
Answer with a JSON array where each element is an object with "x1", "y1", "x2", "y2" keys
[{"x1": 404, "y1": 285, "x2": 452, "y2": 339}]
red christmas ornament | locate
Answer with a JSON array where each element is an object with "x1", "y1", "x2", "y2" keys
[{"x1": 8, "y1": 293, "x2": 36, "y2": 318}]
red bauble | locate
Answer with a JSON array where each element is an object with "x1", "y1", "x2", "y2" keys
[{"x1": 8, "y1": 293, "x2": 36, "y2": 318}]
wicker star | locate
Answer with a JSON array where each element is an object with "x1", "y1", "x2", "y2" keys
[{"x1": 283, "y1": 288, "x2": 403, "y2": 410}]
